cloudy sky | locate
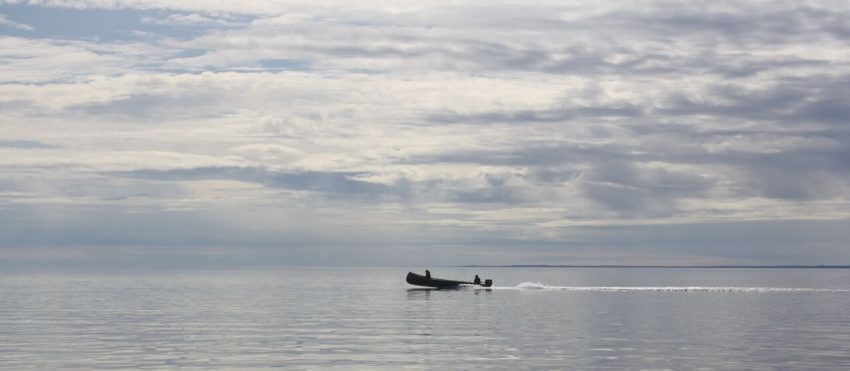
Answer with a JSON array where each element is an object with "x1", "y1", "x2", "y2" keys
[{"x1": 1, "y1": 0, "x2": 849, "y2": 267}]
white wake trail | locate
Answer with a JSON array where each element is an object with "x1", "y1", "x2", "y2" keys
[{"x1": 490, "y1": 282, "x2": 849, "y2": 293}]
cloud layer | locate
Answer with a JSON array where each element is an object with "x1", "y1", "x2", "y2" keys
[{"x1": 1, "y1": 0, "x2": 849, "y2": 266}]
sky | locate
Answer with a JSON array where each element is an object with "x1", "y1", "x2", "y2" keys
[{"x1": 1, "y1": 0, "x2": 849, "y2": 267}]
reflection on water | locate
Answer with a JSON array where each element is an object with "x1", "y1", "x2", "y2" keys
[
  {"x1": 406, "y1": 288, "x2": 432, "y2": 300},
  {"x1": 406, "y1": 287, "x2": 493, "y2": 300},
  {"x1": 1, "y1": 267, "x2": 849, "y2": 369}
]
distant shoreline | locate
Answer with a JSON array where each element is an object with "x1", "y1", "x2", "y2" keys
[{"x1": 458, "y1": 265, "x2": 850, "y2": 269}]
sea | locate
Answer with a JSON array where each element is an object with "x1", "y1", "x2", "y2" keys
[{"x1": 2, "y1": 266, "x2": 849, "y2": 370}]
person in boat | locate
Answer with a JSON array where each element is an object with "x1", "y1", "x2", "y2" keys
[
  {"x1": 425, "y1": 270, "x2": 431, "y2": 279},
  {"x1": 474, "y1": 274, "x2": 481, "y2": 285}
]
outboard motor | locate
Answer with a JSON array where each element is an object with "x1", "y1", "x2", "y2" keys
[{"x1": 483, "y1": 279, "x2": 493, "y2": 287}]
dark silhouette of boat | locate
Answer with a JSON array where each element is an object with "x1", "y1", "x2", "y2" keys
[{"x1": 406, "y1": 271, "x2": 492, "y2": 288}]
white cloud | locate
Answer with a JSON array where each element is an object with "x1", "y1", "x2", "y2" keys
[
  {"x1": 0, "y1": 36, "x2": 177, "y2": 83},
  {"x1": 0, "y1": 14, "x2": 34, "y2": 30}
]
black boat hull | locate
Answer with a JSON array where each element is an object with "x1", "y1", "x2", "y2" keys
[{"x1": 406, "y1": 272, "x2": 492, "y2": 288}]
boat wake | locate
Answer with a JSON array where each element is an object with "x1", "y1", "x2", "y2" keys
[{"x1": 489, "y1": 282, "x2": 849, "y2": 293}]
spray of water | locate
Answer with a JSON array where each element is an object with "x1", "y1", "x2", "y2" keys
[{"x1": 486, "y1": 282, "x2": 849, "y2": 293}]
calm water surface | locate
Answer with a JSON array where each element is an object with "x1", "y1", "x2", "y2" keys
[{"x1": 2, "y1": 267, "x2": 850, "y2": 369}]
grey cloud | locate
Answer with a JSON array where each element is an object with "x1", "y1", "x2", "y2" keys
[
  {"x1": 302, "y1": 44, "x2": 430, "y2": 59},
  {"x1": 451, "y1": 174, "x2": 525, "y2": 204},
  {"x1": 259, "y1": 58, "x2": 311, "y2": 71},
  {"x1": 438, "y1": 42, "x2": 622, "y2": 75},
  {"x1": 587, "y1": 161, "x2": 713, "y2": 195},
  {"x1": 0, "y1": 139, "x2": 57, "y2": 149},
  {"x1": 595, "y1": 4, "x2": 850, "y2": 45},
  {"x1": 746, "y1": 167, "x2": 842, "y2": 200},
  {"x1": 408, "y1": 121, "x2": 849, "y2": 204},
  {"x1": 275, "y1": 37, "x2": 805, "y2": 77},
  {"x1": 446, "y1": 42, "x2": 825, "y2": 78},
  {"x1": 112, "y1": 166, "x2": 404, "y2": 199},
  {"x1": 580, "y1": 161, "x2": 715, "y2": 216},
  {"x1": 795, "y1": 95, "x2": 850, "y2": 126},
  {"x1": 111, "y1": 166, "x2": 538, "y2": 205},
  {"x1": 0, "y1": 99, "x2": 38, "y2": 114},
  {"x1": 428, "y1": 105, "x2": 644, "y2": 125},
  {"x1": 408, "y1": 141, "x2": 635, "y2": 167},
  {"x1": 175, "y1": 2, "x2": 846, "y2": 77},
  {"x1": 662, "y1": 76, "x2": 850, "y2": 126},
  {"x1": 452, "y1": 188, "x2": 519, "y2": 204},
  {"x1": 68, "y1": 92, "x2": 220, "y2": 119},
  {"x1": 405, "y1": 142, "x2": 718, "y2": 214},
  {"x1": 713, "y1": 147, "x2": 850, "y2": 200},
  {"x1": 428, "y1": 75, "x2": 850, "y2": 128},
  {"x1": 703, "y1": 56, "x2": 828, "y2": 78},
  {"x1": 415, "y1": 71, "x2": 850, "y2": 205},
  {"x1": 581, "y1": 182, "x2": 661, "y2": 217},
  {"x1": 526, "y1": 167, "x2": 582, "y2": 185}
]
